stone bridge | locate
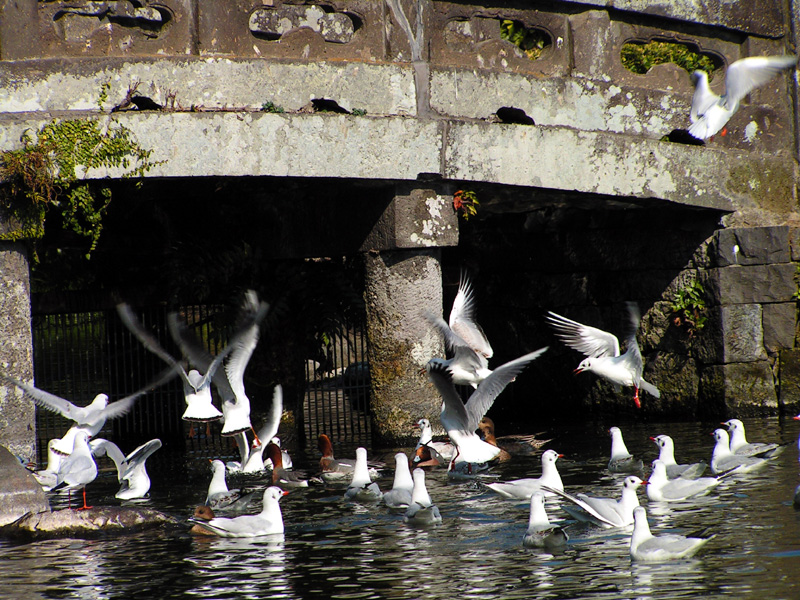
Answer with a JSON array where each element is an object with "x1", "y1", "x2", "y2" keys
[{"x1": 1, "y1": 0, "x2": 799, "y2": 458}]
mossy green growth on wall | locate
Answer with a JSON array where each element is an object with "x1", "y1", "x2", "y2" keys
[
  {"x1": 670, "y1": 279, "x2": 708, "y2": 337},
  {"x1": 0, "y1": 117, "x2": 161, "y2": 259},
  {"x1": 500, "y1": 20, "x2": 550, "y2": 60},
  {"x1": 621, "y1": 40, "x2": 720, "y2": 78}
]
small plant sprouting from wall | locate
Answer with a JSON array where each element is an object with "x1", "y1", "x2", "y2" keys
[
  {"x1": 670, "y1": 278, "x2": 708, "y2": 337},
  {"x1": 621, "y1": 40, "x2": 719, "y2": 78},
  {"x1": 453, "y1": 190, "x2": 479, "y2": 220},
  {"x1": 261, "y1": 101, "x2": 285, "y2": 113},
  {"x1": 500, "y1": 20, "x2": 550, "y2": 60},
  {"x1": 0, "y1": 117, "x2": 160, "y2": 259}
]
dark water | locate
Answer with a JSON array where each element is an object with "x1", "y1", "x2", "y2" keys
[{"x1": 3, "y1": 417, "x2": 800, "y2": 600}]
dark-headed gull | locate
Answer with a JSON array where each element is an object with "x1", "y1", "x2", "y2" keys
[
  {"x1": 630, "y1": 506, "x2": 713, "y2": 562},
  {"x1": 486, "y1": 449, "x2": 564, "y2": 499},
  {"x1": 544, "y1": 475, "x2": 647, "y2": 529},
  {"x1": 1, "y1": 370, "x2": 173, "y2": 456},
  {"x1": 168, "y1": 290, "x2": 269, "y2": 443},
  {"x1": 523, "y1": 491, "x2": 569, "y2": 549},
  {"x1": 426, "y1": 346, "x2": 548, "y2": 469},
  {"x1": 53, "y1": 431, "x2": 98, "y2": 510},
  {"x1": 383, "y1": 452, "x2": 414, "y2": 509},
  {"x1": 688, "y1": 54, "x2": 797, "y2": 140},
  {"x1": 546, "y1": 302, "x2": 659, "y2": 408},
  {"x1": 404, "y1": 468, "x2": 442, "y2": 526},
  {"x1": 722, "y1": 419, "x2": 782, "y2": 458},
  {"x1": 413, "y1": 418, "x2": 456, "y2": 465},
  {"x1": 189, "y1": 486, "x2": 288, "y2": 537},
  {"x1": 608, "y1": 426, "x2": 643, "y2": 474},
  {"x1": 711, "y1": 429, "x2": 767, "y2": 475},
  {"x1": 650, "y1": 434, "x2": 707, "y2": 479},
  {"x1": 646, "y1": 459, "x2": 722, "y2": 502},
  {"x1": 91, "y1": 438, "x2": 162, "y2": 500},
  {"x1": 344, "y1": 448, "x2": 383, "y2": 502}
]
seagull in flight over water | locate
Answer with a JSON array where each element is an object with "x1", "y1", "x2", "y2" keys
[{"x1": 546, "y1": 302, "x2": 659, "y2": 408}]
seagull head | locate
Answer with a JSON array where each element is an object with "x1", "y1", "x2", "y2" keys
[
  {"x1": 90, "y1": 394, "x2": 109, "y2": 409},
  {"x1": 574, "y1": 358, "x2": 593, "y2": 374}
]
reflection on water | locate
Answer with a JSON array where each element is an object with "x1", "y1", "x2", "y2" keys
[{"x1": 3, "y1": 418, "x2": 800, "y2": 599}]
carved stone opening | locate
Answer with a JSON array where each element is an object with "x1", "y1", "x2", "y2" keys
[
  {"x1": 52, "y1": 3, "x2": 172, "y2": 43},
  {"x1": 249, "y1": 4, "x2": 360, "y2": 44},
  {"x1": 621, "y1": 39, "x2": 724, "y2": 77}
]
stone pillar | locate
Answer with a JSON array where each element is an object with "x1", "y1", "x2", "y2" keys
[
  {"x1": 698, "y1": 226, "x2": 796, "y2": 416},
  {"x1": 362, "y1": 185, "x2": 458, "y2": 444},
  {"x1": 0, "y1": 242, "x2": 35, "y2": 463}
]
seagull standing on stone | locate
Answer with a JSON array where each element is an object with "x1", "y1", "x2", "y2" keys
[
  {"x1": 426, "y1": 346, "x2": 548, "y2": 469},
  {"x1": 53, "y1": 431, "x2": 98, "y2": 510},
  {"x1": 546, "y1": 302, "x2": 659, "y2": 408},
  {"x1": 688, "y1": 54, "x2": 797, "y2": 140}
]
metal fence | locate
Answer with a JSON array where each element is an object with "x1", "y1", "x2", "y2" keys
[
  {"x1": 30, "y1": 296, "x2": 372, "y2": 464},
  {"x1": 303, "y1": 321, "x2": 372, "y2": 445}
]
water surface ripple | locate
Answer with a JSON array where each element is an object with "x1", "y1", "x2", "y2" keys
[{"x1": 2, "y1": 418, "x2": 800, "y2": 599}]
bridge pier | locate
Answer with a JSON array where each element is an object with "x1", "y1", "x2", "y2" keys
[
  {"x1": 362, "y1": 186, "x2": 458, "y2": 444},
  {"x1": 0, "y1": 242, "x2": 35, "y2": 463}
]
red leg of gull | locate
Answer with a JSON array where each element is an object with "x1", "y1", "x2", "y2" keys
[
  {"x1": 633, "y1": 387, "x2": 641, "y2": 409},
  {"x1": 78, "y1": 489, "x2": 92, "y2": 511}
]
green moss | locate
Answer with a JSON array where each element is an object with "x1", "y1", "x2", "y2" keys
[
  {"x1": 500, "y1": 20, "x2": 550, "y2": 61},
  {"x1": 0, "y1": 116, "x2": 161, "y2": 259},
  {"x1": 621, "y1": 40, "x2": 719, "y2": 78}
]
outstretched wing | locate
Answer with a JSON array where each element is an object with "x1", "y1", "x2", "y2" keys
[
  {"x1": 0, "y1": 375, "x2": 89, "y2": 423},
  {"x1": 463, "y1": 347, "x2": 548, "y2": 432},
  {"x1": 448, "y1": 273, "x2": 493, "y2": 358},
  {"x1": 546, "y1": 311, "x2": 620, "y2": 358}
]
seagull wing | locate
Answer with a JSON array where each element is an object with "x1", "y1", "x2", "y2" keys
[
  {"x1": 256, "y1": 385, "x2": 283, "y2": 442},
  {"x1": 427, "y1": 362, "x2": 472, "y2": 436},
  {"x1": 116, "y1": 303, "x2": 191, "y2": 385},
  {"x1": 0, "y1": 375, "x2": 90, "y2": 423},
  {"x1": 224, "y1": 293, "x2": 270, "y2": 398},
  {"x1": 463, "y1": 347, "x2": 548, "y2": 432},
  {"x1": 449, "y1": 273, "x2": 493, "y2": 358},
  {"x1": 619, "y1": 302, "x2": 644, "y2": 387},
  {"x1": 546, "y1": 312, "x2": 620, "y2": 358},
  {"x1": 100, "y1": 367, "x2": 177, "y2": 421},
  {"x1": 542, "y1": 485, "x2": 620, "y2": 527},
  {"x1": 724, "y1": 55, "x2": 797, "y2": 107}
]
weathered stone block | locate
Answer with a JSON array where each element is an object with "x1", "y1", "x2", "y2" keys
[
  {"x1": 362, "y1": 187, "x2": 459, "y2": 251},
  {"x1": 694, "y1": 304, "x2": 767, "y2": 364},
  {"x1": 778, "y1": 348, "x2": 800, "y2": 413},
  {"x1": 699, "y1": 362, "x2": 778, "y2": 417},
  {"x1": 704, "y1": 264, "x2": 797, "y2": 305},
  {"x1": 762, "y1": 302, "x2": 796, "y2": 353},
  {"x1": 711, "y1": 226, "x2": 790, "y2": 267},
  {"x1": 0, "y1": 446, "x2": 49, "y2": 527}
]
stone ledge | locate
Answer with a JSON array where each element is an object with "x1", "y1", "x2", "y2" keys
[{"x1": 0, "y1": 111, "x2": 794, "y2": 218}]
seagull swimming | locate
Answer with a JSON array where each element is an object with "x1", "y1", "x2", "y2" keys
[
  {"x1": 650, "y1": 434, "x2": 707, "y2": 479},
  {"x1": 722, "y1": 418, "x2": 782, "y2": 458},
  {"x1": 344, "y1": 448, "x2": 383, "y2": 503},
  {"x1": 630, "y1": 506, "x2": 713, "y2": 562},
  {"x1": 545, "y1": 475, "x2": 647, "y2": 529},
  {"x1": 383, "y1": 452, "x2": 414, "y2": 509},
  {"x1": 404, "y1": 468, "x2": 442, "y2": 526},
  {"x1": 608, "y1": 426, "x2": 643, "y2": 474},
  {"x1": 688, "y1": 54, "x2": 797, "y2": 140},
  {"x1": 646, "y1": 459, "x2": 722, "y2": 502},
  {"x1": 546, "y1": 302, "x2": 659, "y2": 408},
  {"x1": 523, "y1": 491, "x2": 569, "y2": 549},
  {"x1": 486, "y1": 449, "x2": 564, "y2": 499},
  {"x1": 710, "y1": 429, "x2": 767, "y2": 475},
  {"x1": 189, "y1": 486, "x2": 288, "y2": 537},
  {"x1": 426, "y1": 346, "x2": 548, "y2": 468}
]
